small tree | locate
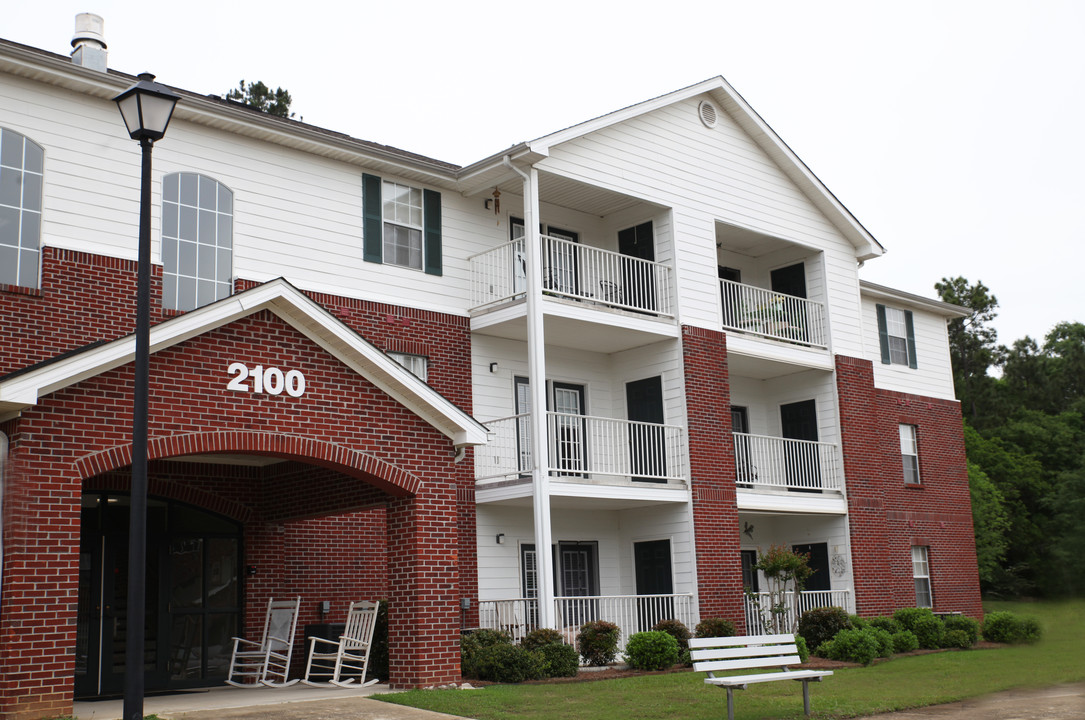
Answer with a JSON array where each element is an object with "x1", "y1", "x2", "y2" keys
[
  {"x1": 746, "y1": 544, "x2": 813, "y2": 634},
  {"x1": 226, "y1": 79, "x2": 295, "y2": 118}
]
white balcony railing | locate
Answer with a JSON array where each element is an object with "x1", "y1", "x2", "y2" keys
[
  {"x1": 743, "y1": 589, "x2": 853, "y2": 635},
  {"x1": 477, "y1": 412, "x2": 686, "y2": 484},
  {"x1": 479, "y1": 593, "x2": 696, "y2": 651},
  {"x1": 733, "y1": 432, "x2": 842, "y2": 493},
  {"x1": 720, "y1": 279, "x2": 827, "y2": 348},
  {"x1": 469, "y1": 236, "x2": 674, "y2": 317}
]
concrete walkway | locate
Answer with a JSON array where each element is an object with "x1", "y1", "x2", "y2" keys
[
  {"x1": 73, "y1": 681, "x2": 1085, "y2": 720},
  {"x1": 73, "y1": 684, "x2": 462, "y2": 720}
]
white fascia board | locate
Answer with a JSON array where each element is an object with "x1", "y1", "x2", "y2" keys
[
  {"x1": 0, "y1": 279, "x2": 488, "y2": 446},
  {"x1": 860, "y1": 281, "x2": 970, "y2": 318},
  {"x1": 736, "y1": 491, "x2": 848, "y2": 515}
]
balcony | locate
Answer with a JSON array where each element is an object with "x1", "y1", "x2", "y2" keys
[
  {"x1": 733, "y1": 433, "x2": 842, "y2": 494},
  {"x1": 472, "y1": 236, "x2": 674, "y2": 316},
  {"x1": 720, "y1": 279, "x2": 827, "y2": 349},
  {"x1": 744, "y1": 589, "x2": 854, "y2": 635},
  {"x1": 479, "y1": 593, "x2": 696, "y2": 649},
  {"x1": 477, "y1": 413, "x2": 687, "y2": 487}
]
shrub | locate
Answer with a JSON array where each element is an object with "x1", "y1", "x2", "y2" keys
[
  {"x1": 849, "y1": 614, "x2": 868, "y2": 630},
  {"x1": 625, "y1": 631, "x2": 680, "y2": 671},
  {"x1": 536, "y1": 642, "x2": 579, "y2": 678},
  {"x1": 817, "y1": 627, "x2": 880, "y2": 666},
  {"x1": 942, "y1": 615, "x2": 980, "y2": 647},
  {"x1": 869, "y1": 627, "x2": 894, "y2": 658},
  {"x1": 577, "y1": 620, "x2": 620, "y2": 666},
  {"x1": 794, "y1": 634, "x2": 810, "y2": 663},
  {"x1": 652, "y1": 618, "x2": 692, "y2": 651},
  {"x1": 798, "y1": 606, "x2": 851, "y2": 651},
  {"x1": 460, "y1": 628, "x2": 513, "y2": 678},
  {"x1": 472, "y1": 643, "x2": 544, "y2": 683},
  {"x1": 983, "y1": 611, "x2": 1042, "y2": 644},
  {"x1": 521, "y1": 627, "x2": 564, "y2": 651},
  {"x1": 893, "y1": 608, "x2": 944, "y2": 649},
  {"x1": 892, "y1": 629, "x2": 919, "y2": 653},
  {"x1": 867, "y1": 616, "x2": 902, "y2": 634},
  {"x1": 694, "y1": 617, "x2": 736, "y2": 638}
]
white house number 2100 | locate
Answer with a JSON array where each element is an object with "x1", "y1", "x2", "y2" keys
[{"x1": 227, "y1": 362, "x2": 306, "y2": 397}]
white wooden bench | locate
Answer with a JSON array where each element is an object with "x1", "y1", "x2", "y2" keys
[{"x1": 689, "y1": 633, "x2": 832, "y2": 720}]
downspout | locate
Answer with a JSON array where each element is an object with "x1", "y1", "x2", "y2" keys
[{"x1": 502, "y1": 156, "x2": 556, "y2": 630}]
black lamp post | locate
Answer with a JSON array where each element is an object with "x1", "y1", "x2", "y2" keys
[{"x1": 113, "y1": 73, "x2": 179, "y2": 720}]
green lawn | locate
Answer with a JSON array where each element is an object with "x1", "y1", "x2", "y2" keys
[{"x1": 377, "y1": 600, "x2": 1084, "y2": 719}]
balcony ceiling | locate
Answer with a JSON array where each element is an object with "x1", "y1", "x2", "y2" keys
[
  {"x1": 715, "y1": 221, "x2": 794, "y2": 258},
  {"x1": 485, "y1": 172, "x2": 649, "y2": 218}
]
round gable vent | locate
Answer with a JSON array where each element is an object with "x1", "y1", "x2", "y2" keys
[{"x1": 698, "y1": 100, "x2": 719, "y2": 128}]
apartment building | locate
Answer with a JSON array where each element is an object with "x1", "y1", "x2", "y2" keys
[{"x1": 0, "y1": 17, "x2": 981, "y2": 719}]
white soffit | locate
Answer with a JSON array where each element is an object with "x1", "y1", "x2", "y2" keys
[{"x1": 0, "y1": 279, "x2": 488, "y2": 446}]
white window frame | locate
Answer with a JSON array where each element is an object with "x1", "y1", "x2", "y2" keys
[
  {"x1": 382, "y1": 181, "x2": 424, "y2": 270},
  {"x1": 388, "y1": 351, "x2": 428, "y2": 381},
  {"x1": 912, "y1": 546, "x2": 932, "y2": 608},
  {"x1": 885, "y1": 307, "x2": 912, "y2": 366},
  {"x1": 161, "y1": 172, "x2": 233, "y2": 311},
  {"x1": 0, "y1": 127, "x2": 44, "y2": 289},
  {"x1": 900, "y1": 424, "x2": 920, "y2": 484}
]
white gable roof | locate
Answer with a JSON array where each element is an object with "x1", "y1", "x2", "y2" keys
[{"x1": 0, "y1": 279, "x2": 489, "y2": 447}]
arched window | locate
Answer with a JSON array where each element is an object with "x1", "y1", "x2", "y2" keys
[
  {"x1": 0, "y1": 128, "x2": 44, "y2": 288},
  {"x1": 161, "y1": 172, "x2": 233, "y2": 311}
]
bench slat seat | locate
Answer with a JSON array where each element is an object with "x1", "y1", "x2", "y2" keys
[{"x1": 690, "y1": 634, "x2": 832, "y2": 720}]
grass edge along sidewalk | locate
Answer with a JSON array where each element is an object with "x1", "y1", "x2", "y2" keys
[{"x1": 376, "y1": 600, "x2": 1085, "y2": 720}]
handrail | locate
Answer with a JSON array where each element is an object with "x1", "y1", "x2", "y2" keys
[
  {"x1": 732, "y1": 432, "x2": 842, "y2": 492},
  {"x1": 720, "y1": 279, "x2": 826, "y2": 348}
]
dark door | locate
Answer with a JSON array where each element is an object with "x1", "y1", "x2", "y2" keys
[
  {"x1": 770, "y1": 263, "x2": 807, "y2": 298},
  {"x1": 770, "y1": 263, "x2": 808, "y2": 341},
  {"x1": 731, "y1": 405, "x2": 752, "y2": 487},
  {"x1": 546, "y1": 226, "x2": 580, "y2": 296},
  {"x1": 558, "y1": 542, "x2": 599, "y2": 627},
  {"x1": 634, "y1": 539, "x2": 673, "y2": 631},
  {"x1": 76, "y1": 493, "x2": 241, "y2": 698},
  {"x1": 627, "y1": 376, "x2": 666, "y2": 483},
  {"x1": 780, "y1": 400, "x2": 822, "y2": 492},
  {"x1": 719, "y1": 266, "x2": 742, "y2": 327},
  {"x1": 617, "y1": 221, "x2": 655, "y2": 311},
  {"x1": 740, "y1": 549, "x2": 759, "y2": 592},
  {"x1": 793, "y1": 542, "x2": 831, "y2": 592}
]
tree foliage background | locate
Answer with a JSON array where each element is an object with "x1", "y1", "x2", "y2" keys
[
  {"x1": 936, "y1": 277, "x2": 1085, "y2": 597},
  {"x1": 225, "y1": 79, "x2": 294, "y2": 118}
]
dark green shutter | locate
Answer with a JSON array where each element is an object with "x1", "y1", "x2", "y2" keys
[
  {"x1": 904, "y1": 310, "x2": 918, "y2": 369},
  {"x1": 362, "y1": 173, "x2": 382, "y2": 264},
  {"x1": 876, "y1": 304, "x2": 890, "y2": 364},
  {"x1": 423, "y1": 188, "x2": 442, "y2": 276}
]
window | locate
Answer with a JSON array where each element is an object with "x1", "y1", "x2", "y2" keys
[
  {"x1": 912, "y1": 546, "x2": 932, "y2": 608},
  {"x1": 876, "y1": 304, "x2": 917, "y2": 368},
  {"x1": 900, "y1": 424, "x2": 920, "y2": 484},
  {"x1": 362, "y1": 173, "x2": 441, "y2": 275},
  {"x1": 0, "y1": 128, "x2": 44, "y2": 288},
  {"x1": 388, "y1": 351, "x2": 427, "y2": 381},
  {"x1": 161, "y1": 172, "x2": 233, "y2": 311}
]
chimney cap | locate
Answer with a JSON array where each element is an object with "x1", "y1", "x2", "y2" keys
[{"x1": 72, "y1": 13, "x2": 107, "y2": 49}]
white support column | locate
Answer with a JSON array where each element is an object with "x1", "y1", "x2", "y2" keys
[{"x1": 522, "y1": 165, "x2": 555, "y2": 629}]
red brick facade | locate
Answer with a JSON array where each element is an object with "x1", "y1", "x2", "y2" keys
[
  {"x1": 681, "y1": 326, "x2": 745, "y2": 629},
  {"x1": 0, "y1": 250, "x2": 477, "y2": 719},
  {"x1": 836, "y1": 355, "x2": 982, "y2": 619}
]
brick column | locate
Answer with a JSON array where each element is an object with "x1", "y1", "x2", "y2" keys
[
  {"x1": 681, "y1": 327, "x2": 744, "y2": 628},
  {"x1": 385, "y1": 492, "x2": 461, "y2": 688}
]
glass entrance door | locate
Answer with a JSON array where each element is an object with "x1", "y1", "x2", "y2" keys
[{"x1": 76, "y1": 493, "x2": 241, "y2": 697}]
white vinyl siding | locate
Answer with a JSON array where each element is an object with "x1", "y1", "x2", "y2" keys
[{"x1": 861, "y1": 295, "x2": 958, "y2": 400}]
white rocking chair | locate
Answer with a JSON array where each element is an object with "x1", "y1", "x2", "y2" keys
[
  {"x1": 226, "y1": 596, "x2": 301, "y2": 687},
  {"x1": 302, "y1": 600, "x2": 381, "y2": 687}
]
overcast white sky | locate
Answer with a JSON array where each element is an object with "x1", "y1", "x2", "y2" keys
[{"x1": 6, "y1": 1, "x2": 1084, "y2": 347}]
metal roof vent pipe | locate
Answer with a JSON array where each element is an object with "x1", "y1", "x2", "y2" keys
[{"x1": 71, "y1": 13, "x2": 108, "y2": 72}]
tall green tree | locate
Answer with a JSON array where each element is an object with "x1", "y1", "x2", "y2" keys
[
  {"x1": 934, "y1": 277, "x2": 999, "y2": 423},
  {"x1": 226, "y1": 79, "x2": 294, "y2": 118},
  {"x1": 967, "y1": 459, "x2": 1010, "y2": 590}
]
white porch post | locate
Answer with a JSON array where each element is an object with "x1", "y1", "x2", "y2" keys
[{"x1": 516, "y1": 162, "x2": 556, "y2": 629}]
